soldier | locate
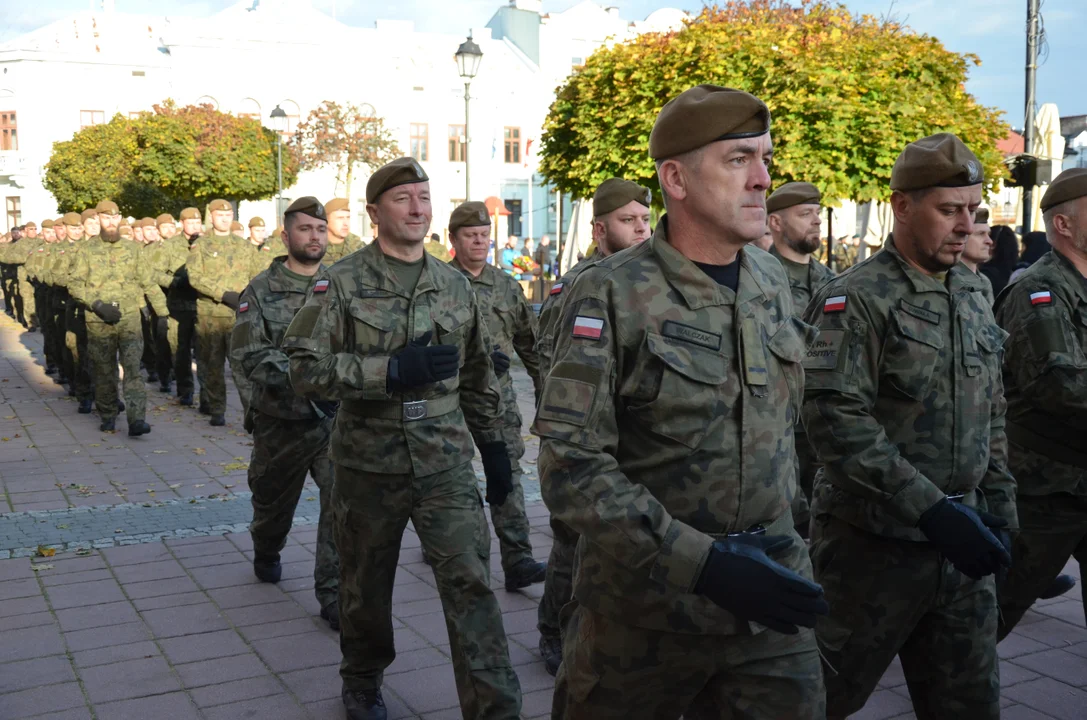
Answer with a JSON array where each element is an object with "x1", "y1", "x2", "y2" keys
[
  {"x1": 165, "y1": 207, "x2": 206, "y2": 409},
  {"x1": 803, "y1": 134, "x2": 1014, "y2": 719},
  {"x1": 27, "y1": 220, "x2": 58, "y2": 372},
  {"x1": 230, "y1": 197, "x2": 341, "y2": 628},
  {"x1": 283, "y1": 157, "x2": 522, "y2": 720},
  {"x1": 69, "y1": 200, "x2": 167, "y2": 434},
  {"x1": 962, "y1": 207, "x2": 996, "y2": 305},
  {"x1": 534, "y1": 177, "x2": 652, "y2": 676},
  {"x1": 137, "y1": 219, "x2": 171, "y2": 388},
  {"x1": 0, "y1": 231, "x2": 15, "y2": 317},
  {"x1": 22, "y1": 221, "x2": 37, "y2": 239},
  {"x1": 536, "y1": 85, "x2": 828, "y2": 719},
  {"x1": 50, "y1": 212, "x2": 84, "y2": 390},
  {"x1": 424, "y1": 233, "x2": 452, "y2": 263},
  {"x1": 996, "y1": 168, "x2": 1087, "y2": 638},
  {"x1": 156, "y1": 213, "x2": 177, "y2": 241},
  {"x1": 187, "y1": 199, "x2": 261, "y2": 426},
  {"x1": 230, "y1": 220, "x2": 245, "y2": 236},
  {"x1": 248, "y1": 216, "x2": 267, "y2": 247},
  {"x1": 131, "y1": 220, "x2": 144, "y2": 244},
  {"x1": 447, "y1": 201, "x2": 547, "y2": 591},
  {"x1": 323, "y1": 197, "x2": 365, "y2": 262},
  {"x1": 8, "y1": 224, "x2": 38, "y2": 330},
  {"x1": 142, "y1": 218, "x2": 161, "y2": 244},
  {"x1": 54, "y1": 218, "x2": 68, "y2": 243}
]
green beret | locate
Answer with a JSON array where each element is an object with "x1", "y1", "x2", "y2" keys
[
  {"x1": 766, "y1": 182, "x2": 821, "y2": 214},
  {"x1": 179, "y1": 207, "x2": 201, "y2": 221},
  {"x1": 208, "y1": 199, "x2": 232, "y2": 213},
  {"x1": 974, "y1": 208, "x2": 990, "y2": 224},
  {"x1": 890, "y1": 133, "x2": 983, "y2": 191},
  {"x1": 23, "y1": 221, "x2": 37, "y2": 229},
  {"x1": 325, "y1": 198, "x2": 350, "y2": 214},
  {"x1": 95, "y1": 200, "x2": 119, "y2": 215},
  {"x1": 649, "y1": 85, "x2": 770, "y2": 160},
  {"x1": 284, "y1": 196, "x2": 326, "y2": 221},
  {"x1": 156, "y1": 214, "x2": 175, "y2": 226},
  {"x1": 366, "y1": 157, "x2": 429, "y2": 203},
  {"x1": 139, "y1": 217, "x2": 155, "y2": 228},
  {"x1": 63, "y1": 212, "x2": 81, "y2": 226},
  {"x1": 1041, "y1": 168, "x2": 1087, "y2": 212},
  {"x1": 41, "y1": 219, "x2": 54, "y2": 229},
  {"x1": 593, "y1": 179, "x2": 652, "y2": 218},
  {"x1": 449, "y1": 201, "x2": 490, "y2": 234},
  {"x1": 81, "y1": 209, "x2": 98, "y2": 221},
  {"x1": 249, "y1": 216, "x2": 265, "y2": 228}
]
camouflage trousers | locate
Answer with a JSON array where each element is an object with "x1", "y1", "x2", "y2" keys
[
  {"x1": 491, "y1": 381, "x2": 535, "y2": 573},
  {"x1": 195, "y1": 313, "x2": 232, "y2": 415},
  {"x1": 229, "y1": 360, "x2": 254, "y2": 419},
  {"x1": 15, "y1": 267, "x2": 35, "y2": 328},
  {"x1": 552, "y1": 604, "x2": 824, "y2": 720},
  {"x1": 64, "y1": 302, "x2": 92, "y2": 401},
  {"x1": 998, "y1": 492, "x2": 1087, "y2": 639},
  {"x1": 790, "y1": 431, "x2": 819, "y2": 538},
  {"x1": 247, "y1": 412, "x2": 338, "y2": 609},
  {"x1": 0, "y1": 264, "x2": 13, "y2": 314},
  {"x1": 87, "y1": 315, "x2": 147, "y2": 424},
  {"x1": 48, "y1": 290, "x2": 69, "y2": 378},
  {"x1": 140, "y1": 307, "x2": 170, "y2": 382},
  {"x1": 811, "y1": 513, "x2": 1000, "y2": 720},
  {"x1": 34, "y1": 284, "x2": 54, "y2": 365},
  {"x1": 332, "y1": 462, "x2": 522, "y2": 719},
  {"x1": 168, "y1": 310, "x2": 204, "y2": 397},
  {"x1": 538, "y1": 516, "x2": 577, "y2": 643}
]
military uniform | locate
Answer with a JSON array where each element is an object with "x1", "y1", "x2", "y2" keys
[
  {"x1": 25, "y1": 236, "x2": 55, "y2": 364},
  {"x1": 50, "y1": 233, "x2": 93, "y2": 402},
  {"x1": 323, "y1": 233, "x2": 366, "y2": 263},
  {"x1": 163, "y1": 209, "x2": 205, "y2": 404},
  {"x1": 138, "y1": 237, "x2": 173, "y2": 389},
  {"x1": 425, "y1": 240, "x2": 452, "y2": 263}
]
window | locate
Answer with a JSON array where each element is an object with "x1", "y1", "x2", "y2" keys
[
  {"x1": 505, "y1": 199, "x2": 523, "y2": 237},
  {"x1": 238, "y1": 98, "x2": 261, "y2": 122},
  {"x1": 6, "y1": 196, "x2": 20, "y2": 229},
  {"x1": 571, "y1": 57, "x2": 583, "y2": 66},
  {"x1": 448, "y1": 124, "x2": 465, "y2": 162},
  {"x1": 0, "y1": 111, "x2": 15, "y2": 151},
  {"x1": 410, "y1": 123, "x2": 429, "y2": 162},
  {"x1": 504, "y1": 127, "x2": 521, "y2": 164},
  {"x1": 279, "y1": 100, "x2": 300, "y2": 135},
  {"x1": 80, "y1": 110, "x2": 104, "y2": 128},
  {"x1": 128, "y1": 112, "x2": 142, "y2": 119}
]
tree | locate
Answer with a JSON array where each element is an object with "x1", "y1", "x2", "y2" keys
[
  {"x1": 290, "y1": 101, "x2": 401, "y2": 203},
  {"x1": 43, "y1": 115, "x2": 141, "y2": 213},
  {"x1": 538, "y1": 0, "x2": 1009, "y2": 205}
]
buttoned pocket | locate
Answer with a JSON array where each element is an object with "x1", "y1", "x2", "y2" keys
[
  {"x1": 767, "y1": 317, "x2": 815, "y2": 424},
  {"x1": 434, "y1": 305, "x2": 473, "y2": 346},
  {"x1": 881, "y1": 308, "x2": 943, "y2": 402},
  {"x1": 348, "y1": 296, "x2": 401, "y2": 352}
]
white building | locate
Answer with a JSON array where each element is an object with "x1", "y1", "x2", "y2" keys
[{"x1": 0, "y1": 0, "x2": 685, "y2": 243}]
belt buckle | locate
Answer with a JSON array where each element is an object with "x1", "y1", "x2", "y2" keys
[
  {"x1": 727, "y1": 524, "x2": 766, "y2": 538},
  {"x1": 402, "y1": 400, "x2": 428, "y2": 422}
]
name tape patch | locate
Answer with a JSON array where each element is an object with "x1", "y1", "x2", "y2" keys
[
  {"x1": 824, "y1": 295, "x2": 847, "y2": 313},
  {"x1": 1030, "y1": 290, "x2": 1052, "y2": 306},
  {"x1": 313, "y1": 279, "x2": 330, "y2": 294},
  {"x1": 803, "y1": 329, "x2": 845, "y2": 371},
  {"x1": 238, "y1": 301, "x2": 249, "y2": 313},
  {"x1": 661, "y1": 320, "x2": 721, "y2": 351},
  {"x1": 572, "y1": 316, "x2": 604, "y2": 340}
]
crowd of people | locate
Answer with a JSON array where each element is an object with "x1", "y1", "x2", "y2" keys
[{"x1": 2, "y1": 83, "x2": 1087, "y2": 720}]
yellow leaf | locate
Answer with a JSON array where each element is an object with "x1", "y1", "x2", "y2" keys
[
  {"x1": 223, "y1": 462, "x2": 248, "y2": 472},
  {"x1": 193, "y1": 448, "x2": 206, "y2": 455},
  {"x1": 31, "y1": 563, "x2": 54, "y2": 571},
  {"x1": 3, "y1": 415, "x2": 14, "y2": 419},
  {"x1": 169, "y1": 483, "x2": 181, "y2": 489},
  {"x1": 36, "y1": 545, "x2": 56, "y2": 558},
  {"x1": 194, "y1": 484, "x2": 205, "y2": 488},
  {"x1": 152, "y1": 450, "x2": 168, "y2": 454}
]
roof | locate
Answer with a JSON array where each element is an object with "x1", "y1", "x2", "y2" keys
[
  {"x1": 1061, "y1": 115, "x2": 1087, "y2": 139},
  {"x1": 997, "y1": 130, "x2": 1024, "y2": 156}
]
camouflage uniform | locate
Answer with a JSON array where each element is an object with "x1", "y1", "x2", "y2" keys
[
  {"x1": 25, "y1": 241, "x2": 56, "y2": 363},
  {"x1": 138, "y1": 241, "x2": 173, "y2": 385},
  {"x1": 0, "y1": 241, "x2": 14, "y2": 316},
  {"x1": 68, "y1": 235, "x2": 167, "y2": 424},
  {"x1": 49, "y1": 240, "x2": 92, "y2": 398},
  {"x1": 322, "y1": 233, "x2": 366, "y2": 264},
  {"x1": 425, "y1": 241, "x2": 453, "y2": 263},
  {"x1": 14, "y1": 240, "x2": 40, "y2": 329},
  {"x1": 535, "y1": 222, "x2": 824, "y2": 720},
  {"x1": 282, "y1": 241, "x2": 522, "y2": 718},
  {"x1": 230, "y1": 257, "x2": 339, "y2": 610},
  {"x1": 995, "y1": 249, "x2": 1087, "y2": 636},
  {"x1": 2, "y1": 240, "x2": 34, "y2": 327},
  {"x1": 161, "y1": 234, "x2": 205, "y2": 401},
  {"x1": 803, "y1": 236, "x2": 1016, "y2": 719}
]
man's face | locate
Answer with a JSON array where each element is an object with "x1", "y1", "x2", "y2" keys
[
  {"x1": 367, "y1": 182, "x2": 432, "y2": 245},
  {"x1": 450, "y1": 226, "x2": 491, "y2": 265},
  {"x1": 775, "y1": 203, "x2": 822, "y2": 255},
  {"x1": 507, "y1": 236, "x2": 518, "y2": 249},
  {"x1": 210, "y1": 210, "x2": 233, "y2": 234},
  {"x1": 540, "y1": 235, "x2": 550, "y2": 247},
  {"x1": 962, "y1": 223, "x2": 992, "y2": 266},
  {"x1": 328, "y1": 210, "x2": 350, "y2": 239},
  {"x1": 677, "y1": 134, "x2": 773, "y2": 245},
  {"x1": 893, "y1": 185, "x2": 982, "y2": 273},
  {"x1": 67, "y1": 224, "x2": 83, "y2": 240},
  {"x1": 284, "y1": 213, "x2": 328, "y2": 264},
  {"x1": 250, "y1": 226, "x2": 266, "y2": 244},
  {"x1": 144, "y1": 225, "x2": 161, "y2": 243},
  {"x1": 54, "y1": 225, "x2": 68, "y2": 242},
  {"x1": 24, "y1": 226, "x2": 37, "y2": 239},
  {"x1": 43, "y1": 228, "x2": 56, "y2": 242},
  {"x1": 99, "y1": 213, "x2": 121, "y2": 240},
  {"x1": 755, "y1": 224, "x2": 774, "y2": 251},
  {"x1": 133, "y1": 226, "x2": 144, "y2": 243},
  {"x1": 595, "y1": 200, "x2": 652, "y2": 255},
  {"x1": 181, "y1": 218, "x2": 202, "y2": 236},
  {"x1": 10, "y1": 228, "x2": 21, "y2": 241},
  {"x1": 158, "y1": 223, "x2": 176, "y2": 239},
  {"x1": 83, "y1": 216, "x2": 100, "y2": 237}
]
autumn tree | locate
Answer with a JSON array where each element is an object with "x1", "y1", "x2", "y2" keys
[
  {"x1": 539, "y1": 0, "x2": 1009, "y2": 205},
  {"x1": 291, "y1": 101, "x2": 400, "y2": 202}
]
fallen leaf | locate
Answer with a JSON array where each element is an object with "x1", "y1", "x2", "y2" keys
[
  {"x1": 114, "y1": 529, "x2": 123, "y2": 533},
  {"x1": 13, "y1": 433, "x2": 20, "y2": 438},
  {"x1": 223, "y1": 484, "x2": 234, "y2": 489},
  {"x1": 3, "y1": 415, "x2": 14, "y2": 419},
  {"x1": 36, "y1": 545, "x2": 56, "y2": 558},
  {"x1": 74, "y1": 549, "x2": 92, "y2": 556},
  {"x1": 31, "y1": 564, "x2": 54, "y2": 571},
  {"x1": 22, "y1": 422, "x2": 34, "y2": 427},
  {"x1": 188, "y1": 498, "x2": 197, "y2": 504},
  {"x1": 223, "y1": 463, "x2": 248, "y2": 472},
  {"x1": 192, "y1": 448, "x2": 206, "y2": 455},
  {"x1": 194, "y1": 484, "x2": 205, "y2": 488},
  {"x1": 1, "y1": 438, "x2": 9, "y2": 442},
  {"x1": 56, "y1": 524, "x2": 68, "y2": 530},
  {"x1": 233, "y1": 456, "x2": 246, "y2": 462},
  {"x1": 307, "y1": 496, "x2": 317, "y2": 501},
  {"x1": 168, "y1": 483, "x2": 181, "y2": 489},
  {"x1": 152, "y1": 450, "x2": 168, "y2": 454}
]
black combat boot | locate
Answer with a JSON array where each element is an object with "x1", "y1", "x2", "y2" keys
[
  {"x1": 159, "y1": 380, "x2": 172, "y2": 393},
  {"x1": 210, "y1": 414, "x2": 225, "y2": 427},
  {"x1": 147, "y1": 370, "x2": 159, "y2": 383},
  {"x1": 253, "y1": 555, "x2": 282, "y2": 583},
  {"x1": 198, "y1": 398, "x2": 211, "y2": 415},
  {"x1": 179, "y1": 392, "x2": 194, "y2": 406},
  {"x1": 117, "y1": 399, "x2": 125, "y2": 412},
  {"x1": 320, "y1": 602, "x2": 340, "y2": 631},
  {"x1": 128, "y1": 420, "x2": 151, "y2": 437},
  {"x1": 78, "y1": 398, "x2": 93, "y2": 414},
  {"x1": 343, "y1": 687, "x2": 387, "y2": 720},
  {"x1": 1040, "y1": 574, "x2": 1077, "y2": 600},
  {"x1": 540, "y1": 635, "x2": 562, "y2": 677},
  {"x1": 99, "y1": 417, "x2": 116, "y2": 432},
  {"x1": 45, "y1": 364, "x2": 56, "y2": 375},
  {"x1": 505, "y1": 558, "x2": 547, "y2": 591}
]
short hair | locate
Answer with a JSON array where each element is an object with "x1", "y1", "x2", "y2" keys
[{"x1": 1043, "y1": 199, "x2": 1078, "y2": 238}]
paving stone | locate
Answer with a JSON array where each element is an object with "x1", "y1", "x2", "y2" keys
[
  {"x1": 201, "y1": 694, "x2": 310, "y2": 720},
  {"x1": 175, "y1": 652, "x2": 270, "y2": 688},
  {"x1": 0, "y1": 681, "x2": 86, "y2": 717},
  {"x1": 79, "y1": 655, "x2": 181, "y2": 703},
  {"x1": 55, "y1": 600, "x2": 140, "y2": 632},
  {"x1": 278, "y1": 665, "x2": 342, "y2": 702},
  {"x1": 122, "y1": 574, "x2": 200, "y2": 600},
  {"x1": 0, "y1": 654, "x2": 76, "y2": 693},
  {"x1": 0, "y1": 577, "x2": 41, "y2": 600},
  {"x1": 385, "y1": 663, "x2": 461, "y2": 714},
  {"x1": 62, "y1": 621, "x2": 150, "y2": 652},
  {"x1": 110, "y1": 559, "x2": 185, "y2": 584},
  {"x1": 1004, "y1": 677, "x2": 1087, "y2": 719},
  {"x1": 159, "y1": 629, "x2": 250, "y2": 664},
  {"x1": 131, "y1": 590, "x2": 208, "y2": 612},
  {"x1": 141, "y1": 602, "x2": 228, "y2": 638},
  {"x1": 206, "y1": 582, "x2": 286, "y2": 609},
  {"x1": 46, "y1": 578, "x2": 127, "y2": 609},
  {"x1": 852, "y1": 689, "x2": 918, "y2": 720},
  {"x1": 1001, "y1": 633, "x2": 1055, "y2": 660},
  {"x1": 1013, "y1": 648, "x2": 1087, "y2": 688},
  {"x1": 237, "y1": 616, "x2": 322, "y2": 642},
  {"x1": 72, "y1": 640, "x2": 160, "y2": 669},
  {"x1": 99, "y1": 542, "x2": 174, "y2": 566},
  {"x1": 92, "y1": 691, "x2": 202, "y2": 720},
  {"x1": 1, "y1": 624, "x2": 65, "y2": 663},
  {"x1": 1014, "y1": 619, "x2": 1087, "y2": 649},
  {"x1": 251, "y1": 632, "x2": 340, "y2": 673},
  {"x1": 188, "y1": 675, "x2": 285, "y2": 708},
  {"x1": 0, "y1": 593, "x2": 49, "y2": 619}
]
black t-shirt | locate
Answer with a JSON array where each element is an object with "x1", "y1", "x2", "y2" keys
[{"x1": 694, "y1": 259, "x2": 741, "y2": 292}]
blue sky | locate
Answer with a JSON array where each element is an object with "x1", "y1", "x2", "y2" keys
[{"x1": 2, "y1": 0, "x2": 1082, "y2": 124}]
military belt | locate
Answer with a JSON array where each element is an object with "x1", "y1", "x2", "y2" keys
[
  {"x1": 1006, "y1": 420, "x2": 1087, "y2": 470},
  {"x1": 712, "y1": 507, "x2": 794, "y2": 539},
  {"x1": 343, "y1": 393, "x2": 460, "y2": 422}
]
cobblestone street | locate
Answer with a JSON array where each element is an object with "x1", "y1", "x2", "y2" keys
[{"x1": 1, "y1": 312, "x2": 1085, "y2": 719}]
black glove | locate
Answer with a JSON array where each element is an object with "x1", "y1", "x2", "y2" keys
[
  {"x1": 491, "y1": 347, "x2": 511, "y2": 377},
  {"x1": 220, "y1": 291, "x2": 241, "y2": 310},
  {"x1": 695, "y1": 534, "x2": 829, "y2": 635},
  {"x1": 156, "y1": 317, "x2": 169, "y2": 338},
  {"x1": 918, "y1": 498, "x2": 1012, "y2": 580},
  {"x1": 91, "y1": 300, "x2": 122, "y2": 324},
  {"x1": 388, "y1": 330, "x2": 460, "y2": 390},
  {"x1": 313, "y1": 400, "x2": 339, "y2": 419},
  {"x1": 169, "y1": 268, "x2": 189, "y2": 290},
  {"x1": 479, "y1": 441, "x2": 513, "y2": 506}
]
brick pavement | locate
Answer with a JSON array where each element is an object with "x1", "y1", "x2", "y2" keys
[{"x1": 2, "y1": 312, "x2": 1086, "y2": 719}]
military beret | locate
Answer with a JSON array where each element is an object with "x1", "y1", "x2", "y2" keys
[
  {"x1": 208, "y1": 199, "x2": 232, "y2": 213},
  {"x1": 1041, "y1": 168, "x2": 1087, "y2": 212},
  {"x1": 449, "y1": 201, "x2": 491, "y2": 234},
  {"x1": 138, "y1": 217, "x2": 155, "y2": 228},
  {"x1": 248, "y1": 216, "x2": 265, "y2": 228},
  {"x1": 118, "y1": 218, "x2": 130, "y2": 227},
  {"x1": 96, "y1": 200, "x2": 119, "y2": 215},
  {"x1": 63, "y1": 212, "x2": 82, "y2": 226},
  {"x1": 974, "y1": 208, "x2": 990, "y2": 224},
  {"x1": 81, "y1": 209, "x2": 98, "y2": 221},
  {"x1": 890, "y1": 133, "x2": 983, "y2": 191},
  {"x1": 766, "y1": 182, "x2": 821, "y2": 214},
  {"x1": 325, "y1": 198, "x2": 350, "y2": 214},
  {"x1": 366, "y1": 157, "x2": 429, "y2": 203},
  {"x1": 593, "y1": 179, "x2": 652, "y2": 218},
  {"x1": 156, "y1": 213, "x2": 175, "y2": 226},
  {"x1": 119, "y1": 225, "x2": 133, "y2": 238},
  {"x1": 179, "y1": 207, "x2": 201, "y2": 221},
  {"x1": 55, "y1": 217, "x2": 65, "y2": 225},
  {"x1": 284, "y1": 196, "x2": 326, "y2": 221},
  {"x1": 24, "y1": 221, "x2": 37, "y2": 229},
  {"x1": 649, "y1": 85, "x2": 771, "y2": 160},
  {"x1": 41, "y1": 219, "x2": 54, "y2": 229},
  {"x1": 230, "y1": 221, "x2": 244, "y2": 232}
]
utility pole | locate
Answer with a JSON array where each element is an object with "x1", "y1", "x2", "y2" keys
[{"x1": 1022, "y1": 0, "x2": 1041, "y2": 234}]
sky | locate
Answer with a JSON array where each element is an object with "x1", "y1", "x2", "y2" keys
[{"x1": 2, "y1": 0, "x2": 1082, "y2": 124}]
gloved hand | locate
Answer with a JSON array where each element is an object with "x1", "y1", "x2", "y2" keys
[
  {"x1": 695, "y1": 534, "x2": 829, "y2": 634},
  {"x1": 91, "y1": 300, "x2": 122, "y2": 324},
  {"x1": 313, "y1": 400, "x2": 339, "y2": 419},
  {"x1": 491, "y1": 346, "x2": 511, "y2": 377},
  {"x1": 479, "y1": 441, "x2": 513, "y2": 506},
  {"x1": 156, "y1": 317, "x2": 169, "y2": 338},
  {"x1": 220, "y1": 291, "x2": 241, "y2": 310},
  {"x1": 388, "y1": 330, "x2": 460, "y2": 390},
  {"x1": 918, "y1": 498, "x2": 1012, "y2": 580},
  {"x1": 169, "y1": 268, "x2": 189, "y2": 290}
]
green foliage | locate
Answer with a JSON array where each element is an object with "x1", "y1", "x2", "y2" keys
[
  {"x1": 538, "y1": 0, "x2": 1010, "y2": 204},
  {"x1": 43, "y1": 115, "x2": 142, "y2": 213}
]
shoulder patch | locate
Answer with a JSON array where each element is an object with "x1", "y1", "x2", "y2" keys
[
  {"x1": 238, "y1": 301, "x2": 249, "y2": 313},
  {"x1": 572, "y1": 316, "x2": 604, "y2": 340},
  {"x1": 1030, "y1": 290, "x2": 1052, "y2": 306},
  {"x1": 803, "y1": 329, "x2": 847, "y2": 371},
  {"x1": 823, "y1": 295, "x2": 847, "y2": 313},
  {"x1": 313, "y1": 279, "x2": 330, "y2": 294},
  {"x1": 550, "y1": 282, "x2": 563, "y2": 296}
]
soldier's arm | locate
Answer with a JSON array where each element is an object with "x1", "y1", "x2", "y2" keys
[
  {"x1": 459, "y1": 291, "x2": 504, "y2": 447},
  {"x1": 186, "y1": 247, "x2": 227, "y2": 301},
  {"x1": 230, "y1": 285, "x2": 289, "y2": 388},
  {"x1": 534, "y1": 290, "x2": 715, "y2": 595},
  {"x1": 67, "y1": 251, "x2": 90, "y2": 306},
  {"x1": 801, "y1": 289, "x2": 947, "y2": 526},
  {"x1": 981, "y1": 328, "x2": 1017, "y2": 530},
  {"x1": 510, "y1": 285, "x2": 544, "y2": 399},
  {"x1": 138, "y1": 251, "x2": 168, "y2": 316}
]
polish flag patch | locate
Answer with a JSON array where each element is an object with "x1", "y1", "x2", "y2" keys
[
  {"x1": 824, "y1": 295, "x2": 847, "y2": 313},
  {"x1": 1030, "y1": 290, "x2": 1052, "y2": 306},
  {"x1": 550, "y1": 282, "x2": 564, "y2": 296},
  {"x1": 572, "y1": 316, "x2": 604, "y2": 340},
  {"x1": 313, "y1": 279, "x2": 330, "y2": 294},
  {"x1": 238, "y1": 301, "x2": 249, "y2": 313}
]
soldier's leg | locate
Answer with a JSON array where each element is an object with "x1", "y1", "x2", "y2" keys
[
  {"x1": 153, "y1": 309, "x2": 172, "y2": 388},
  {"x1": 246, "y1": 414, "x2": 320, "y2": 560},
  {"x1": 538, "y1": 516, "x2": 578, "y2": 641},
  {"x1": 140, "y1": 309, "x2": 155, "y2": 375},
  {"x1": 88, "y1": 323, "x2": 119, "y2": 421},
  {"x1": 413, "y1": 463, "x2": 522, "y2": 719},
  {"x1": 16, "y1": 267, "x2": 35, "y2": 328},
  {"x1": 1, "y1": 266, "x2": 12, "y2": 313},
  {"x1": 489, "y1": 385, "x2": 537, "y2": 575},
  {"x1": 333, "y1": 465, "x2": 411, "y2": 692},
  {"x1": 12, "y1": 273, "x2": 25, "y2": 326},
  {"x1": 35, "y1": 286, "x2": 50, "y2": 360},
  {"x1": 70, "y1": 305, "x2": 93, "y2": 401},
  {"x1": 201, "y1": 316, "x2": 230, "y2": 415},
  {"x1": 118, "y1": 317, "x2": 146, "y2": 423},
  {"x1": 174, "y1": 311, "x2": 195, "y2": 397},
  {"x1": 310, "y1": 437, "x2": 339, "y2": 611}
]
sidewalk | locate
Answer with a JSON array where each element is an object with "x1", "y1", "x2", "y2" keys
[{"x1": 2, "y1": 312, "x2": 1086, "y2": 719}]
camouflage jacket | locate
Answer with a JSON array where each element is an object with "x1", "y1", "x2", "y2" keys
[
  {"x1": 44, "y1": 240, "x2": 82, "y2": 291},
  {"x1": 23, "y1": 241, "x2": 50, "y2": 282},
  {"x1": 995, "y1": 248, "x2": 1087, "y2": 497},
  {"x1": 977, "y1": 269, "x2": 995, "y2": 307},
  {"x1": 187, "y1": 233, "x2": 263, "y2": 318},
  {"x1": 533, "y1": 219, "x2": 816, "y2": 634},
  {"x1": 162, "y1": 234, "x2": 199, "y2": 314},
  {"x1": 137, "y1": 241, "x2": 169, "y2": 308},
  {"x1": 231, "y1": 257, "x2": 322, "y2": 421},
  {"x1": 0, "y1": 239, "x2": 31, "y2": 267},
  {"x1": 68, "y1": 236, "x2": 167, "y2": 322},
  {"x1": 535, "y1": 254, "x2": 603, "y2": 377},
  {"x1": 323, "y1": 233, "x2": 366, "y2": 264},
  {"x1": 769, "y1": 245, "x2": 836, "y2": 316},
  {"x1": 282, "y1": 240, "x2": 504, "y2": 475},
  {"x1": 803, "y1": 236, "x2": 1017, "y2": 540},
  {"x1": 425, "y1": 241, "x2": 452, "y2": 263}
]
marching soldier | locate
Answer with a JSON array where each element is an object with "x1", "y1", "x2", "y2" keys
[
  {"x1": 164, "y1": 207, "x2": 205, "y2": 408},
  {"x1": 323, "y1": 197, "x2": 365, "y2": 262}
]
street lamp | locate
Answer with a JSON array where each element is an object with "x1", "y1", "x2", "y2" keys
[
  {"x1": 270, "y1": 104, "x2": 287, "y2": 218},
  {"x1": 455, "y1": 33, "x2": 483, "y2": 201}
]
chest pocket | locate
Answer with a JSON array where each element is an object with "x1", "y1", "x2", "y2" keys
[
  {"x1": 263, "y1": 296, "x2": 304, "y2": 347},
  {"x1": 434, "y1": 305, "x2": 474, "y2": 348},
  {"x1": 349, "y1": 295, "x2": 401, "y2": 353},
  {"x1": 881, "y1": 308, "x2": 944, "y2": 402},
  {"x1": 767, "y1": 317, "x2": 813, "y2": 425}
]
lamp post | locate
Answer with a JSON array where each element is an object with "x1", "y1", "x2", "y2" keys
[
  {"x1": 455, "y1": 33, "x2": 483, "y2": 201},
  {"x1": 270, "y1": 104, "x2": 287, "y2": 219}
]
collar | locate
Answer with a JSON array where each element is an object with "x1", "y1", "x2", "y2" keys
[
  {"x1": 883, "y1": 234, "x2": 982, "y2": 296},
  {"x1": 451, "y1": 257, "x2": 494, "y2": 286},
  {"x1": 359, "y1": 240, "x2": 438, "y2": 299}
]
